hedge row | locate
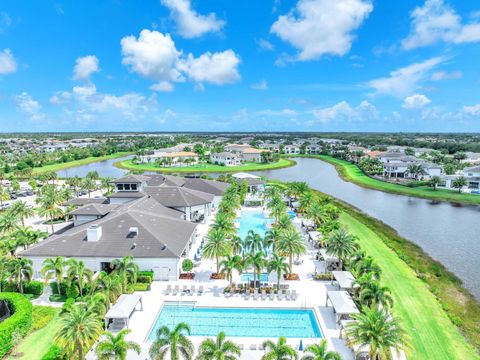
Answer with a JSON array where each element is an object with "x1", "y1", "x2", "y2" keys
[
  {"x1": 0, "y1": 292, "x2": 33, "y2": 358},
  {"x1": 1, "y1": 280, "x2": 44, "y2": 297},
  {"x1": 41, "y1": 345, "x2": 67, "y2": 360}
]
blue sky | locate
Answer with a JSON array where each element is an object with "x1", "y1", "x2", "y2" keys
[{"x1": 1, "y1": 0, "x2": 480, "y2": 132}]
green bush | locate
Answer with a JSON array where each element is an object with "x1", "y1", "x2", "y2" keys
[
  {"x1": 0, "y1": 292, "x2": 33, "y2": 358},
  {"x1": 137, "y1": 271, "x2": 154, "y2": 281},
  {"x1": 182, "y1": 259, "x2": 193, "y2": 272},
  {"x1": 313, "y1": 273, "x2": 332, "y2": 281},
  {"x1": 31, "y1": 306, "x2": 56, "y2": 331},
  {"x1": 61, "y1": 298, "x2": 75, "y2": 313},
  {"x1": 41, "y1": 345, "x2": 67, "y2": 360},
  {"x1": 48, "y1": 294, "x2": 67, "y2": 302},
  {"x1": 50, "y1": 281, "x2": 68, "y2": 296},
  {"x1": 127, "y1": 283, "x2": 149, "y2": 293},
  {"x1": 66, "y1": 284, "x2": 79, "y2": 299},
  {"x1": 136, "y1": 275, "x2": 152, "y2": 284},
  {"x1": 1, "y1": 280, "x2": 44, "y2": 297}
]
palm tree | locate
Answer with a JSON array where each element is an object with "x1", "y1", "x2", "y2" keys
[
  {"x1": 149, "y1": 322, "x2": 194, "y2": 360},
  {"x1": 36, "y1": 184, "x2": 65, "y2": 233},
  {"x1": 264, "y1": 228, "x2": 280, "y2": 253},
  {"x1": 220, "y1": 255, "x2": 243, "y2": 288},
  {"x1": 262, "y1": 336, "x2": 298, "y2": 360},
  {"x1": 96, "y1": 329, "x2": 141, "y2": 360},
  {"x1": 305, "y1": 201, "x2": 326, "y2": 230},
  {"x1": 66, "y1": 176, "x2": 82, "y2": 194},
  {"x1": 82, "y1": 177, "x2": 96, "y2": 198},
  {"x1": 197, "y1": 331, "x2": 241, "y2": 360},
  {"x1": 275, "y1": 213, "x2": 293, "y2": 232},
  {"x1": 353, "y1": 256, "x2": 382, "y2": 279},
  {"x1": 8, "y1": 257, "x2": 33, "y2": 294},
  {"x1": 230, "y1": 235, "x2": 242, "y2": 256},
  {"x1": 301, "y1": 340, "x2": 341, "y2": 360},
  {"x1": 245, "y1": 230, "x2": 263, "y2": 254},
  {"x1": 298, "y1": 191, "x2": 314, "y2": 215},
  {"x1": 93, "y1": 272, "x2": 123, "y2": 311},
  {"x1": 66, "y1": 258, "x2": 94, "y2": 297},
  {"x1": 244, "y1": 251, "x2": 265, "y2": 288},
  {"x1": 212, "y1": 214, "x2": 236, "y2": 238},
  {"x1": 276, "y1": 228, "x2": 306, "y2": 274},
  {"x1": 406, "y1": 164, "x2": 426, "y2": 180},
  {"x1": 55, "y1": 304, "x2": 103, "y2": 360},
  {"x1": 8, "y1": 200, "x2": 34, "y2": 227},
  {"x1": 267, "y1": 253, "x2": 289, "y2": 291},
  {"x1": 111, "y1": 256, "x2": 139, "y2": 293},
  {"x1": 428, "y1": 176, "x2": 441, "y2": 190},
  {"x1": 0, "y1": 256, "x2": 11, "y2": 292},
  {"x1": 359, "y1": 282, "x2": 394, "y2": 309},
  {"x1": 452, "y1": 176, "x2": 467, "y2": 193},
  {"x1": 287, "y1": 181, "x2": 310, "y2": 201},
  {"x1": 0, "y1": 211, "x2": 20, "y2": 235},
  {"x1": 42, "y1": 256, "x2": 65, "y2": 295},
  {"x1": 326, "y1": 228, "x2": 359, "y2": 270},
  {"x1": 101, "y1": 177, "x2": 114, "y2": 195},
  {"x1": 345, "y1": 306, "x2": 407, "y2": 360},
  {"x1": 15, "y1": 227, "x2": 48, "y2": 249},
  {"x1": 203, "y1": 229, "x2": 231, "y2": 274}
]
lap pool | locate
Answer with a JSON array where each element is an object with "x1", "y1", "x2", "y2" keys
[
  {"x1": 147, "y1": 304, "x2": 322, "y2": 340},
  {"x1": 237, "y1": 210, "x2": 272, "y2": 239}
]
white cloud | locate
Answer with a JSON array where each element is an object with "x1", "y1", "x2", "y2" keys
[
  {"x1": 150, "y1": 81, "x2": 175, "y2": 92},
  {"x1": 251, "y1": 79, "x2": 268, "y2": 90},
  {"x1": 14, "y1": 92, "x2": 45, "y2": 120},
  {"x1": 463, "y1": 104, "x2": 480, "y2": 116},
  {"x1": 402, "y1": 94, "x2": 431, "y2": 109},
  {"x1": 402, "y1": 0, "x2": 480, "y2": 50},
  {"x1": 72, "y1": 55, "x2": 100, "y2": 81},
  {"x1": 73, "y1": 83, "x2": 97, "y2": 97},
  {"x1": 121, "y1": 30, "x2": 183, "y2": 85},
  {"x1": 161, "y1": 0, "x2": 224, "y2": 38},
  {"x1": 270, "y1": 0, "x2": 373, "y2": 61},
  {"x1": 0, "y1": 12, "x2": 12, "y2": 33},
  {"x1": 0, "y1": 49, "x2": 17, "y2": 75},
  {"x1": 257, "y1": 108, "x2": 297, "y2": 117},
  {"x1": 179, "y1": 50, "x2": 241, "y2": 85},
  {"x1": 256, "y1": 38, "x2": 275, "y2": 51},
  {"x1": 49, "y1": 91, "x2": 72, "y2": 105},
  {"x1": 312, "y1": 100, "x2": 377, "y2": 123},
  {"x1": 368, "y1": 57, "x2": 443, "y2": 97},
  {"x1": 431, "y1": 70, "x2": 462, "y2": 81}
]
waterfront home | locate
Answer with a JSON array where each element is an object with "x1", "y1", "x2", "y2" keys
[
  {"x1": 20, "y1": 196, "x2": 197, "y2": 281},
  {"x1": 140, "y1": 151, "x2": 199, "y2": 167},
  {"x1": 209, "y1": 152, "x2": 241, "y2": 166},
  {"x1": 461, "y1": 152, "x2": 480, "y2": 164},
  {"x1": 379, "y1": 152, "x2": 442, "y2": 179},
  {"x1": 284, "y1": 145, "x2": 301, "y2": 154},
  {"x1": 232, "y1": 172, "x2": 265, "y2": 193},
  {"x1": 439, "y1": 165, "x2": 480, "y2": 192},
  {"x1": 223, "y1": 143, "x2": 269, "y2": 162}
]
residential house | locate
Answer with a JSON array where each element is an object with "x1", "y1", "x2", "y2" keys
[
  {"x1": 210, "y1": 152, "x2": 241, "y2": 166},
  {"x1": 379, "y1": 153, "x2": 442, "y2": 179},
  {"x1": 440, "y1": 165, "x2": 480, "y2": 192}
]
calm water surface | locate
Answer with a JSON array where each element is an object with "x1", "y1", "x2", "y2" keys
[
  {"x1": 56, "y1": 156, "x2": 131, "y2": 178},
  {"x1": 255, "y1": 158, "x2": 480, "y2": 300}
]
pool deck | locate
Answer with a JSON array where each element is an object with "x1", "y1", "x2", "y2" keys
[{"x1": 91, "y1": 208, "x2": 356, "y2": 360}]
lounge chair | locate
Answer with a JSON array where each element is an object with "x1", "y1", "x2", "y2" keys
[
  {"x1": 182, "y1": 285, "x2": 188, "y2": 294},
  {"x1": 238, "y1": 344, "x2": 244, "y2": 350},
  {"x1": 198, "y1": 285, "x2": 204, "y2": 295},
  {"x1": 173, "y1": 285, "x2": 179, "y2": 295},
  {"x1": 244, "y1": 290, "x2": 250, "y2": 300},
  {"x1": 164, "y1": 284, "x2": 172, "y2": 295},
  {"x1": 261, "y1": 289, "x2": 267, "y2": 300},
  {"x1": 189, "y1": 285, "x2": 195, "y2": 296},
  {"x1": 269, "y1": 291, "x2": 275, "y2": 300},
  {"x1": 277, "y1": 290, "x2": 283, "y2": 301},
  {"x1": 249, "y1": 344, "x2": 257, "y2": 350},
  {"x1": 291, "y1": 289, "x2": 298, "y2": 300},
  {"x1": 285, "y1": 290, "x2": 291, "y2": 301},
  {"x1": 253, "y1": 289, "x2": 260, "y2": 300}
]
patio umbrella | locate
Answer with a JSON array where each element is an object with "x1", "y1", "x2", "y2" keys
[{"x1": 299, "y1": 339, "x2": 303, "y2": 351}]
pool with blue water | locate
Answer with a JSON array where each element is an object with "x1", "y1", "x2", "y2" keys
[
  {"x1": 147, "y1": 304, "x2": 322, "y2": 339},
  {"x1": 237, "y1": 210, "x2": 272, "y2": 239}
]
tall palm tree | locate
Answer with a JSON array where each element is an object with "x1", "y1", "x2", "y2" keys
[
  {"x1": 262, "y1": 337, "x2": 298, "y2": 360},
  {"x1": 298, "y1": 191, "x2": 314, "y2": 215},
  {"x1": 66, "y1": 258, "x2": 94, "y2": 297},
  {"x1": 197, "y1": 331, "x2": 241, "y2": 360},
  {"x1": 245, "y1": 230, "x2": 263, "y2": 255},
  {"x1": 42, "y1": 256, "x2": 65, "y2": 295},
  {"x1": 111, "y1": 256, "x2": 139, "y2": 293},
  {"x1": 8, "y1": 200, "x2": 35, "y2": 227},
  {"x1": 0, "y1": 211, "x2": 20, "y2": 235},
  {"x1": 55, "y1": 304, "x2": 103, "y2": 360},
  {"x1": 287, "y1": 181, "x2": 310, "y2": 201},
  {"x1": 359, "y1": 282, "x2": 394, "y2": 309},
  {"x1": 264, "y1": 228, "x2": 280, "y2": 253},
  {"x1": 353, "y1": 256, "x2": 382, "y2": 279},
  {"x1": 230, "y1": 235, "x2": 242, "y2": 256},
  {"x1": 267, "y1": 253, "x2": 289, "y2": 291},
  {"x1": 92, "y1": 272, "x2": 123, "y2": 311},
  {"x1": 96, "y1": 329, "x2": 141, "y2": 360},
  {"x1": 66, "y1": 176, "x2": 82, "y2": 194},
  {"x1": 101, "y1": 177, "x2": 114, "y2": 195},
  {"x1": 275, "y1": 213, "x2": 293, "y2": 233},
  {"x1": 36, "y1": 184, "x2": 65, "y2": 233},
  {"x1": 15, "y1": 227, "x2": 48, "y2": 249},
  {"x1": 149, "y1": 322, "x2": 194, "y2": 360},
  {"x1": 203, "y1": 229, "x2": 231, "y2": 274},
  {"x1": 326, "y1": 228, "x2": 359, "y2": 270},
  {"x1": 345, "y1": 306, "x2": 407, "y2": 360},
  {"x1": 8, "y1": 257, "x2": 33, "y2": 294},
  {"x1": 0, "y1": 256, "x2": 11, "y2": 292},
  {"x1": 82, "y1": 177, "x2": 96, "y2": 198},
  {"x1": 244, "y1": 251, "x2": 265, "y2": 288},
  {"x1": 212, "y1": 214, "x2": 236, "y2": 238},
  {"x1": 220, "y1": 255, "x2": 243, "y2": 288},
  {"x1": 301, "y1": 340, "x2": 341, "y2": 360},
  {"x1": 276, "y1": 228, "x2": 306, "y2": 274}
]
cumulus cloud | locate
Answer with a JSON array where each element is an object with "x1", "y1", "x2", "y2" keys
[
  {"x1": 430, "y1": 70, "x2": 462, "y2": 81},
  {"x1": 14, "y1": 92, "x2": 45, "y2": 120},
  {"x1": 256, "y1": 38, "x2": 275, "y2": 51},
  {"x1": 463, "y1": 104, "x2": 480, "y2": 116},
  {"x1": 312, "y1": 100, "x2": 377, "y2": 123},
  {"x1": 402, "y1": 94, "x2": 431, "y2": 109},
  {"x1": 0, "y1": 49, "x2": 17, "y2": 75},
  {"x1": 179, "y1": 50, "x2": 240, "y2": 85},
  {"x1": 251, "y1": 79, "x2": 268, "y2": 90},
  {"x1": 72, "y1": 55, "x2": 100, "y2": 81},
  {"x1": 402, "y1": 0, "x2": 480, "y2": 50},
  {"x1": 121, "y1": 30, "x2": 241, "y2": 90},
  {"x1": 368, "y1": 57, "x2": 443, "y2": 97},
  {"x1": 161, "y1": 0, "x2": 224, "y2": 38},
  {"x1": 270, "y1": 0, "x2": 373, "y2": 61}
]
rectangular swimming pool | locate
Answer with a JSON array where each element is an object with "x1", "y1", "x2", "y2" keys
[
  {"x1": 147, "y1": 304, "x2": 322, "y2": 340},
  {"x1": 240, "y1": 272, "x2": 268, "y2": 282},
  {"x1": 237, "y1": 210, "x2": 272, "y2": 240}
]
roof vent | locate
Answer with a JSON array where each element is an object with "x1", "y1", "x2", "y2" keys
[
  {"x1": 131, "y1": 242, "x2": 137, "y2": 250},
  {"x1": 128, "y1": 227, "x2": 139, "y2": 237},
  {"x1": 87, "y1": 224, "x2": 102, "y2": 242}
]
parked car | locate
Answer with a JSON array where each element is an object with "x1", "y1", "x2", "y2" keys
[
  {"x1": 10, "y1": 193, "x2": 17, "y2": 200},
  {"x1": 0, "y1": 203, "x2": 10, "y2": 210}
]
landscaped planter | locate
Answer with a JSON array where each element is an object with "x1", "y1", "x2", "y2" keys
[
  {"x1": 179, "y1": 273, "x2": 195, "y2": 280},
  {"x1": 284, "y1": 273, "x2": 300, "y2": 281},
  {"x1": 210, "y1": 273, "x2": 226, "y2": 280}
]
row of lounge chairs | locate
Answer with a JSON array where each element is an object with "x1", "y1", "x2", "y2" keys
[
  {"x1": 164, "y1": 284, "x2": 204, "y2": 296},
  {"x1": 241, "y1": 288, "x2": 298, "y2": 301}
]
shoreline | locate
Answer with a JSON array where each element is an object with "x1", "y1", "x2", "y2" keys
[
  {"x1": 288, "y1": 155, "x2": 480, "y2": 205},
  {"x1": 113, "y1": 158, "x2": 296, "y2": 173}
]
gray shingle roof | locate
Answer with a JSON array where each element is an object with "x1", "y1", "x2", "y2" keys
[
  {"x1": 111, "y1": 174, "x2": 150, "y2": 184},
  {"x1": 108, "y1": 191, "x2": 146, "y2": 199},
  {"x1": 68, "y1": 204, "x2": 118, "y2": 216},
  {"x1": 144, "y1": 186, "x2": 214, "y2": 207},
  {"x1": 144, "y1": 174, "x2": 186, "y2": 187},
  {"x1": 183, "y1": 178, "x2": 229, "y2": 196},
  {"x1": 64, "y1": 198, "x2": 108, "y2": 206},
  {"x1": 20, "y1": 197, "x2": 195, "y2": 259}
]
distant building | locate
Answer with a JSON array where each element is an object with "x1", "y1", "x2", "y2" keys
[
  {"x1": 210, "y1": 152, "x2": 241, "y2": 166},
  {"x1": 379, "y1": 153, "x2": 442, "y2": 179}
]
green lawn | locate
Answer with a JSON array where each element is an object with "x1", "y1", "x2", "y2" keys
[
  {"x1": 13, "y1": 308, "x2": 61, "y2": 360},
  {"x1": 32, "y1": 151, "x2": 132, "y2": 175},
  {"x1": 294, "y1": 155, "x2": 480, "y2": 205},
  {"x1": 340, "y1": 212, "x2": 479, "y2": 360},
  {"x1": 114, "y1": 158, "x2": 296, "y2": 173}
]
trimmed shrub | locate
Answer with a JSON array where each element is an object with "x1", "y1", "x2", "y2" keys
[
  {"x1": 48, "y1": 294, "x2": 67, "y2": 302},
  {"x1": 1, "y1": 280, "x2": 44, "y2": 297},
  {"x1": 136, "y1": 275, "x2": 152, "y2": 284},
  {"x1": 66, "y1": 284, "x2": 79, "y2": 299},
  {"x1": 182, "y1": 259, "x2": 193, "y2": 273},
  {"x1": 31, "y1": 306, "x2": 56, "y2": 331},
  {"x1": 0, "y1": 292, "x2": 33, "y2": 358},
  {"x1": 41, "y1": 345, "x2": 68, "y2": 360},
  {"x1": 137, "y1": 271, "x2": 154, "y2": 281},
  {"x1": 127, "y1": 283, "x2": 149, "y2": 293},
  {"x1": 50, "y1": 281, "x2": 68, "y2": 296},
  {"x1": 61, "y1": 298, "x2": 75, "y2": 313}
]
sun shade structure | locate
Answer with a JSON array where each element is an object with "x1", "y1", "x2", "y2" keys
[
  {"x1": 331, "y1": 271, "x2": 355, "y2": 290},
  {"x1": 307, "y1": 231, "x2": 321, "y2": 242},
  {"x1": 326, "y1": 290, "x2": 359, "y2": 323},
  {"x1": 105, "y1": 294, "x2": 143, "y2": 329}
]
